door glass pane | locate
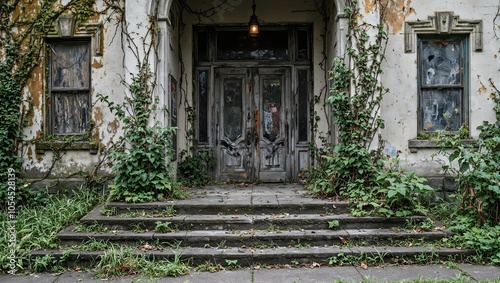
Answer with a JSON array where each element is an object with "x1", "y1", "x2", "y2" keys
[
  {"x1": 50, "y1": 42, "x2": 90, "y2": 88},
  {"x1": 421, "y1": 89, "x2": 461, "y2": 132},
  {"x1": 217, "y1": 30, "x2": 289, "y2": 60},
  {"x1": 298, "y1": 70, "x2": 308, "y2": 142},
  {"x1": 223, "y1": 78, "x2": 243, "y2": 142},
  {"x1": 421, "y1": 39, "x2": 461, "y2": 85},
  {"x1": 198, "y1": 71, "x2": 208, "y2": 143},
  {"x1": 263, "y1": 78, "x2": 282, "y2": 142}
]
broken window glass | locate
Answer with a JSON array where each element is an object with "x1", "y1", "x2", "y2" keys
[
  {"x1": 419, "y1": 37, "x2": 466, "y2": 132},
  {"x1": 421, "y1": 89, "x2": 461, "y2": 132},
  {"x1": 421, "y1": 40, "x2": 461, "y2": 86}
]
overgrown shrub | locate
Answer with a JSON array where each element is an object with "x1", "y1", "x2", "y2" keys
[
  {"x1": 436, "y1": 79, "x2": 500, "y2": 263},
  {"x1": 99, "y1": 66, "x2": 183, "y2": 203},
  {"x1": 177, "y1": 149, "x2": 216, "y2": 187}
]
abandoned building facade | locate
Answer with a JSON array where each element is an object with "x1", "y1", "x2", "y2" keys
[{"x1": 21, "y1": 0, "x2": 499, "y2": 188}]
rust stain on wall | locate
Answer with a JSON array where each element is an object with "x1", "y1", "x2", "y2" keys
[{"x1": 364, "y1": 0, "x2": 416, "y2": 34}]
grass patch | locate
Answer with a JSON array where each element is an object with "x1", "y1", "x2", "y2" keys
[
  {"x1": 0, "y1": 188, "x2": 100, "y2": 272},
  {"x1": 95, "y1": 246, "x2": 189, "y2": 278}
]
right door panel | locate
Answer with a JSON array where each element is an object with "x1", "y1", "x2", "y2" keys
[{"x1": 255, "y1": 68, "x2": 290, "y2": 182}]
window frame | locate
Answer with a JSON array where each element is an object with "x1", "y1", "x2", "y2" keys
[
  {"x1": 46, "y1": 39, "x2": 92, "y2": 136},
  {"x1": 417, "y1": 35, "x2": 469, "y2": 134}
]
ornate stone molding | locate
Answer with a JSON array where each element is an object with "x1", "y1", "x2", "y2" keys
[
  {"x1": 405, "y1": 11, "x2": 482, "y2": 53},
  {"x1": 46, "y1": 15, "x2": 103, "y2": 56}
]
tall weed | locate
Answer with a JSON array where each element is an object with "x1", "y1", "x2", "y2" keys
[{"x1": 0, "y1": 188, "x2": 99, "y2": 271}]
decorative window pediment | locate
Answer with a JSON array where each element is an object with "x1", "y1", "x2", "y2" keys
[
  {"x1": 405, "y1": 11, "x2": 482, "y2": 53},
  {"x1": 46, "y1": 14, "x2": 103, "y2": 56}
]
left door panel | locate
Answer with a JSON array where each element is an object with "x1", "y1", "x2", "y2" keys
[{"x1": 215, "y1": 68, "x2": 253, "y2": 181}]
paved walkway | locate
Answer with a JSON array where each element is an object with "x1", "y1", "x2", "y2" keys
[
  {"x1": 5, "y1": 184, "x2": 500, "y2": 282},
  {"x1": 2, "y1": 264, "x2": 500, "y2": 282}
]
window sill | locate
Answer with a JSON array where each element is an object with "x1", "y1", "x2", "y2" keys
[
  {"x1": 408, "y1": 139, "x2": 477, "y2": 153},
  {"x1": 35, "y1": 141, "x2": 98, "y2": 155}
]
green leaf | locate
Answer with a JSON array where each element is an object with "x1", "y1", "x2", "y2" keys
[{"x1": 460, "y1": 162, "x2": 470, "y2": 173}]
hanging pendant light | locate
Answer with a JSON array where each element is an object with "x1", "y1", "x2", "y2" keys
[{"x1": 248, "y1": 0, "x2": 260, "y2": 37}]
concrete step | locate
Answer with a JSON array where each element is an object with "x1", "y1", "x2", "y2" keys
[
  {"x1": 82, "y1": 206, "x2": 427, "y2": 231},
  {"x1": 57, "y1": 226, "x2": 452, "y2": 248},
  {"x1": 30, "y1": 246, "x2": 475, "y2": 268},
  {"x1": 102, "y1": 184, "x2": 350, "y2": 215},
  {"x1": 105, "y1": 201, "x2": 350, "y2": 215},
  {"x1": 43, "y1": 184, "x2": 465, "y2": 269}
]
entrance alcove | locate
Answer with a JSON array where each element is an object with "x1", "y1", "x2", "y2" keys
[{"x1": 152, "y1": 0, "x2": 346, "y2": 182}]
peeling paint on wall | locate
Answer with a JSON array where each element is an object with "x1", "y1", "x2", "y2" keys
[
  {"x1": 105, "y1": 118, "x2": 120, "y2": 148},
  {"x1": 25, "y1": 65, "x2": 44, "y2": 127},
  {"x1": 12, "y1": 1, "x2": 41, "y2": 22},
  {"x1": 92, "y1": 107, "x2": 105, "y2": 148},
  {"x1": 383, "y1": 141, "x2": 398, "y2": 157},
  {"x1": 107, "y1": 118, "x2": 120, "y2": 135},
  {"x1": 93, "y1": 107, "x2": 104, "y2": 127},
  {"x1": 27, "y1": 147, "x2": 33, "y2": 161},
  {"x1": 92, "y1": 58, "x2": 103, "y2": 68},
  {"x1": 477, "y1": 75, "x2": 488, "y2": 95},
  {"x1": 364, "y1": 0, "x2": 415, "y2": 34}
]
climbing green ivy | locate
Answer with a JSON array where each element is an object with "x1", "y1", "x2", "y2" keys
[
  {"x1": 98, "y1": 67, "x2": 182, "y2": 203},
  {"x1": 98, "y1": 0, "x2": 184, "y2": 202},
  {"x1": 306, "y1": 0, "x2": 433, "y2": 217},
  {"x1": 0, "y1": 0, "x2": 97, "y2": 208}
]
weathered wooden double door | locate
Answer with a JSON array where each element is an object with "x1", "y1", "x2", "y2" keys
[{"x1": 215, "y1": 68, "x2": 291, "y2": 182}]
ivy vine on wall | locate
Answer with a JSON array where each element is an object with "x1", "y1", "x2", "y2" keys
[
  {"x1": 306, "y1": 0, "x2": 434, "y2": 218},
  {"x1": 0, "y1": 0, "x2": 96, "y2": 207}
]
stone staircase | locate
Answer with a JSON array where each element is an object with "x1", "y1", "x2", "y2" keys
[{"x1": 30, "y1": 184, "x2": 474, "y2": 267}]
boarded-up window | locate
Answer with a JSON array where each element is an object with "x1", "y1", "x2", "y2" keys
[
  {"x1": 48, "y1": 41, "x2": 91, "y2": 135},
  {"x1": 418, "y1": 37, "x2": 467, "y2": 132}
]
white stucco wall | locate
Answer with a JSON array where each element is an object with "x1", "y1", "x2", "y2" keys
[
  {"x1": 20, "y1": 0, "x2": 499, "y2": 184},
  {"x1": 359, "y1": 0, "x2": 499, "y2": 176}
]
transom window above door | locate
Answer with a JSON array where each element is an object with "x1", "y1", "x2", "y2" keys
[{"x1": 195, "y1": 26, "x2": 311, "y2": 63}]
